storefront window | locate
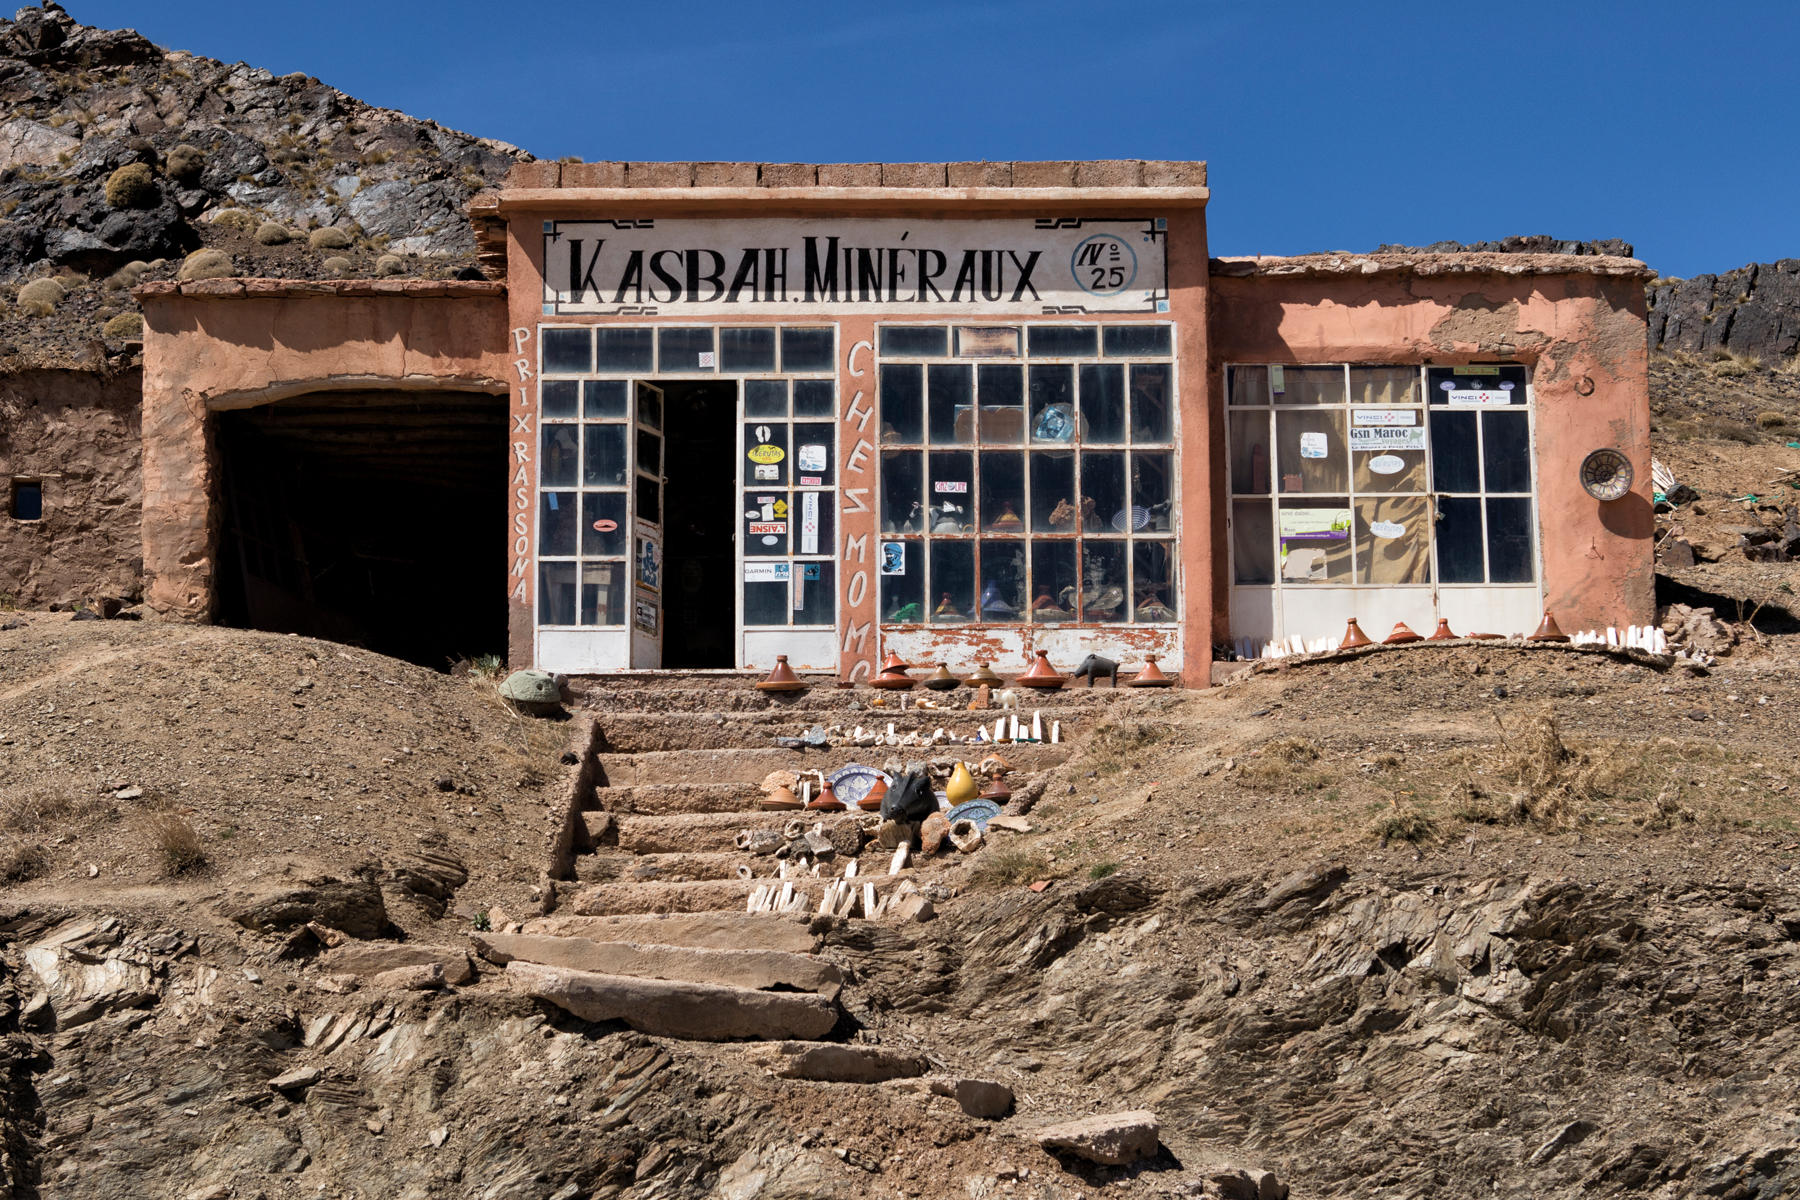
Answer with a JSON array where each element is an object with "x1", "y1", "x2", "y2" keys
[
  {"x1": 878, "y1": 323, "x2": 1178, "y2": 625},
  {"x1": 1228, "y1": 363, "x2": 1536, "y2": 590}
]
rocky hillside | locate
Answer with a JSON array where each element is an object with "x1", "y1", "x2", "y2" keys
[
  {"x1": 1649, "y1": 261, "x2": 1800, "y2": 365},
  {"x1": 0, "y1": 1, "x2": 525, "y2": 364}
]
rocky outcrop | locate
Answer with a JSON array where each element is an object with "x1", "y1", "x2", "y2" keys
[
  {"x1": 1647, "y1": 259, "x2": 1800, "y2": 363},
  {"x1": 1377, "y1": 235, "x2": 1636, "y2": 259}
]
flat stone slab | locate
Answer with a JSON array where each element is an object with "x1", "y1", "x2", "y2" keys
[
  {"x1": 472, "y1": 932, "x2": 841, "y2": 996},
  {"x1": 753, "y1": 1041, "x2": 928, "y2": 1083},
  {"x1": 520, "y1": 912, "x2": 819, "y2": 954},
  {"x1": 508, "y1": 961, "x2": 837, "y2": 1041},
  {"x1": 317, "y1": 941, "x2": 474, "y2": 986},
  {"x1": 1034, "y1": 1110, "x2": 1161, "y2": 1165}
]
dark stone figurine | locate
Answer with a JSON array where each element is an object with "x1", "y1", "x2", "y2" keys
[{"x1": 1070, "y1": 654, "x2": 1120, "y2": 688}]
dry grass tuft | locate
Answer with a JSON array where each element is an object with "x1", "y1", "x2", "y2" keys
[
  {"x1": 1371, "y1": 807, "x2": 1437, "y2": 844},
  {"x1": 142, "y1": 812, "x2": 206, "y2": 876},
  {"x1": 1634, "y1": 789, "x2": 1698, "y2": 832},
  {"x1": 1449, "y1": 711, "x2": 1643, "y2": 831},
  {"x1": 1707, "y1": 351, "x2": 1763, "y2": 378},
  {"x1": 0, "y1": 836, "x2": 43, "y2": 882},
  {"x1": 971, "y1": 848, "x2": 1055, "y2": 888}
]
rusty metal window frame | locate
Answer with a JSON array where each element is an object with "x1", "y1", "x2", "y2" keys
[{"x1": 875, "y1": 323, "x2": 1178, "y2": 628}]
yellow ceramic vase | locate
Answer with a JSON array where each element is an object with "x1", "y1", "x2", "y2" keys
[{"x1": 945, "y1": 761, "x2": 980, "y2": 805}]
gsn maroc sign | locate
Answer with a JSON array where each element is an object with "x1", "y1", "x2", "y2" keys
[{"x1": 542, "y1": 217, "x2": 1168, "y2": 316}]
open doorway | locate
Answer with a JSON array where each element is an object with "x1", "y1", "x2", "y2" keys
[
  {"x1": 214, "y1": 390, "x2": 508, "y2": 670},
  {"x1": 657, "y1": 380, "x2": 738, "y2": 668}
]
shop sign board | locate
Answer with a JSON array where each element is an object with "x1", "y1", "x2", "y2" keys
[
  {"x1": 1348, "y1": 426, "x2": 1426, "y2": 452},
  {"x1": 544, "y1": 218, "x2": 1169, "y2": 315}
]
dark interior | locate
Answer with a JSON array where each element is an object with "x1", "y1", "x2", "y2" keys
[
  {"x1": 214, "y1": 390, "x2": 508, "y2": 670},
  {"x1": 658, "y1": 380, "x2": 737, "y2": 668}
]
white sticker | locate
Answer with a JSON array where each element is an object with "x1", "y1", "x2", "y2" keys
[
  {"x1": 934, "y1": 481, "x2": 969, "y2": 493},
  {"x1": 760, "y1": 535, "x2": 780, "y2": 546},
  {"x1": 1299, "y1": 432, "x2": 1328, "y2": 459},
  {"x1": 1349, "y1": 426, "x2": 1426, "y2": 452},
  {"x1": 799, "y1": 475, "x2": 822, "y2": 486},
  {"x1": 698, "y1": 351, "x2": 716, "y2": 368},
  {"x1": 1369, "y1": 520, "x2": 1406, "y2": 538},
  {"x1": 754, "y1": 464, "x2": 778, "y2": 481},
  {"x1": 748, "y1": 521, "x2": 786, "y2": 535},
  {"x1": 1352, "y1": 408, "x2": 1418, "y2": 426},
  {"x1": 1447, "y1": 388, "x2": 1513, "y2": 405},
  {"x1": 800, "y1": 491, "x2": 819, "y2": 555},
  {"x1": 1270, "y1": 364, "x2": 1286, "y2": 394},
  {"x1": 743, "y1": 561, "x2": 791, "y2": 582},
  {"x1": 796, "y1": 443, "x2": 827, "y2": 472},
  {"x1": 1368, "y1": 454, "x2": 1407, "y2": 476}
]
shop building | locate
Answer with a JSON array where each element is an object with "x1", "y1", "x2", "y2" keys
[{"x1": 133, "y1": 160, "x2": 1653, "y2": 681}]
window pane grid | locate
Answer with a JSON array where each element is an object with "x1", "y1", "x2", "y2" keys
[
  {"x1": 1225, "y1": 363, "x2": 1536, "y2": 589},
  {"x1": 877, "y1": 323, "x2": 1176, "y2": 626}
]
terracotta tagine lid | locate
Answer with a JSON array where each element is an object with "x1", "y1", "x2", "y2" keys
[
  {"x1": 1016, "y1": 649, "x2": 1067, "y2": 690},
  {"x1": 807, "y1": 780, "x2": 847, "y2": 812},
  {"x1": 1426, "y1": 618, "x2": 1458, "y2": 641},
  {"x1": 879, "y1": 650, "x2": 914, "y2": 673},
  {"x1": 869, "y1": 666, "x2": 917, "y2": 690},
  {"x1": 754, "y1": 654, "x2": 808, "y2": 693},
  {"x1": 923, "y1": 663, "x2": 960, "y2": 691},
  {"x1": 1384, "y1": 622, "x2": 1422, "y2": 645},
  {"x1": 1339, "y1": 617, "x2": 1373, "y2": 649},
  {"x1": 1528, "y1": 610, "x2": 1570, "y2": 642},
  {"x1": 758, "y1": 785, "x2": 801, "y2": 811},
  {"x1": 963, "y1": 662, "x2": 1002, "y2": 687},
  {"x1": 858, "y1": 775, "x2": 889, "y2": 812},
  {"x1": 1127, "y1": 655, "x2": 1174, "y2": 688},
  {"x1": 978, "y1": 772, "x2": 1012, "y2": 803}
]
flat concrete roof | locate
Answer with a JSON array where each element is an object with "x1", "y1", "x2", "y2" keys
[
  {"x1": 1210, "y1": 252, "x2": 1655, "y2": 280},
  {"x1": 500, "y1": 159, "x2": 1207, "y2": 191}
]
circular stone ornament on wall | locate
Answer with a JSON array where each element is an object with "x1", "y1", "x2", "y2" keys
[{"x1": 1580, "y1": 448, "x2": 1634, "y2": 501}]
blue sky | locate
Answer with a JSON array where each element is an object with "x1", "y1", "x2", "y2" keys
[{"x1": 65, "y1": 0, "x2": 1798, "y2": 278}]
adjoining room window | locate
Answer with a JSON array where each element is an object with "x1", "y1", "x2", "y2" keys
[
  {"x1": 1226, "y1": 363, "x2": 1535, "y2": 588},
  {"x1": 10, "y1": 480, "x2": 42, "y2": 522},
  {"x1": 876, "y1": 324, "x2": 1177, "y2": 626}
]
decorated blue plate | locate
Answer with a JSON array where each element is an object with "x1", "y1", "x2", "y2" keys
[
  {"x1": 827, "y1": 764, "x2": 890, "y2": 810},
  {"x1": 947, "y1": 798, "x2": 1003, "y2": 829}
]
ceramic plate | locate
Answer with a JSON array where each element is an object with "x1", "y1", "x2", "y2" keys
[
  {"x1": 947, "y1": 798, "x2": 1003, "y2": 829},
  {"x1": 828, "y1": 764, "x2": 890, "y2": 810}
]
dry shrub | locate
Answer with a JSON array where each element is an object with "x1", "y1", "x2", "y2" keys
[
  {"x1": 0, "y1": 836, "x2": 43, "y2": 882},
  {"x1": 179, "y1": 249, "x2": 234, "y2": 281},
  {"x1": 207, "y1": 208, "x2": 256, "y2": 231},
  {"x1": 104, "y1": 161, "x2": 157, "y2": 209},
  {"x1": 166, "y1": 142, "x2": 204, "y2": 184},
  {"x1": 1239, "y1": 734, "x2": 1323, "y2": 788},
  {"x1": 142, "y1": 812, "x2": 205, "y2": 876},
  {"x1": 1756, "y1": 410, "x2": 1791, "y2": 430},
  {"x1": 1707, "y1": 351, "x2": 1762, "y2": 377},
  {"x1": 1634, "y1": 789, "x2": 1697, "y2": 832},
  {"x1": 1086, "y1": 718, "x2": 1174, "y2": 776},
  {"x1": 309, "y1": 226, "x2": 352, "y2": 250},
  {"x1": 255, "y1": 221, "x2": 290, "y2": 245},
  {"x1": 1371, "y1": 807, "x2": 1437, "y2": 844},
  {"x1": 102, "y1": 312, "x2": 143, "y2": 341},
  {"x1": 1454, "y1": 711, "x2": 1640, "y2": 831}
]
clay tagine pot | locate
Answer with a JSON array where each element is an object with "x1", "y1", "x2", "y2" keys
[
  {"x1": 963, "y1": 662, "x2": 1002, "y2": 687},
  {"x1": 923, "y1": 663, "x2": 960, "y2": 692},
  {"x1": 807, "y1": 781, "x2": 847, "y2": 812},
  {"x1": 1528, "y1": 610, "x2": 1570, "y2": 643},
  {"x1": 879, "y1": 650, "x2": 914, "y2": 673},
  {"x1": 754, "y1": 654, "x2": 808, "y2": 693},
  {"x1": 1126, "y1": 656, "x2": 1174, "y2": 688},
  {"x1": 1426, "y1": 618, "x2": 1458, "y2": 641},
  {"x1": 978, "y1": 772, "x2": 1012, "y2": 803},
  {"x1": 1016, "y1": 649, "x2": 1066, "y2": 690},
  {"x1": 1339, "y1": 617, "x2": 1373, "y2": 649},
  {"x1": 1384, "y1": 622, "x2": 1422, "y2": 645},
  {"x1": 869, "y1": 666, "x2": 916, "y2": 690}
]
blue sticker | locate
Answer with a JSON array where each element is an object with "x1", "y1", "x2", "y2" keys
[
  {"x1": 547, "y1": 494, "x2": 559, "y2": 510},
  {"x1": 802, "y1": 564, "x2": 821, "y2": 580}
]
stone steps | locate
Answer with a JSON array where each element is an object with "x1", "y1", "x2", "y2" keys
[
  {"x1": 508, "y1": 961, "x2": 839, "y2": 1041},
  {"x1": 566, "y1": 874, "x2": 906, "y2": 917},
  {"x1": 474, "y1": 932, "x2": 842, "y2": 996},
  {"x1": 520, "y1": 911, "x2": 820, "y2": 954},
  {"x1": 592, "y1": 782, "x2": 760, "y2": 816},
  {"x1": 612, "y1": 810, "x2": 873, "y2": 855},
  {"x1": 597, "y1": 744, "x2": 1073, "y2": 786},
  {"x1": 574, "y1": 850, "x2": 756, "y2": 883}
]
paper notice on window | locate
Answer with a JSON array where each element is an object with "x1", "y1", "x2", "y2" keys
[
  {"x1": 1298, "y1": 432, "x2": 1328, "y2": 459},
  {"x1": 743, "y1": 562, "x2": 791, "y2": 582},
  {"x1": 1447, "y1": 389, "x2": 1514, "y2": 405},
  {"x1": 1349, "y1": 426, "x2": 1426, "y2": 452},
  {"x1": 1278, "y1": 507, "x2": 1350, "y2": 541},
  {"x1": 1352, "y1": 408, "x2": 1418, "y2": 426}
]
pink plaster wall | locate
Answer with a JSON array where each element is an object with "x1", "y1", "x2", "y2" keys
[
  {"x1": 137, "y1": 283, "x2": 510, "y2": 620},
  {"x1": 1207, "y1": 267, "x2": 1653, "y2": 638}
]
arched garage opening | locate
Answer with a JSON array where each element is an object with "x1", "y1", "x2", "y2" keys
[{"x1": 213, "y1": 390, "x2": 508, "y2": 670}]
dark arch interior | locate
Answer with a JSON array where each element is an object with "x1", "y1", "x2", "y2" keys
[{"x1": 214, "y1": 390, "x2": 508, "y2": 670}]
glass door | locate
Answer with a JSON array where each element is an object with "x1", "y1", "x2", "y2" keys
[{"x1": 630, "y1": 382, "x2": 665, "y2": 668}]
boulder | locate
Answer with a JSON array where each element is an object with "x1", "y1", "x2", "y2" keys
[
  {"x1": 220, "y1": 871, "x2": 389, "y2": 940},
  {"x1": 919, "y1": 811, "x2": 951, "y2": 854},
  {"x1": 471, "y1": 932, "x2": 840, "y2": 996},
  {"x1": 1033, "y1": 1109, "x2": 1161, "y2": 1165},
  {"x1": 937, "y1": 1077, "x2": 1013, "y2": 1118},
  {"x1": 370, "y1": 963, "x2": 444, "y2": 990}
]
